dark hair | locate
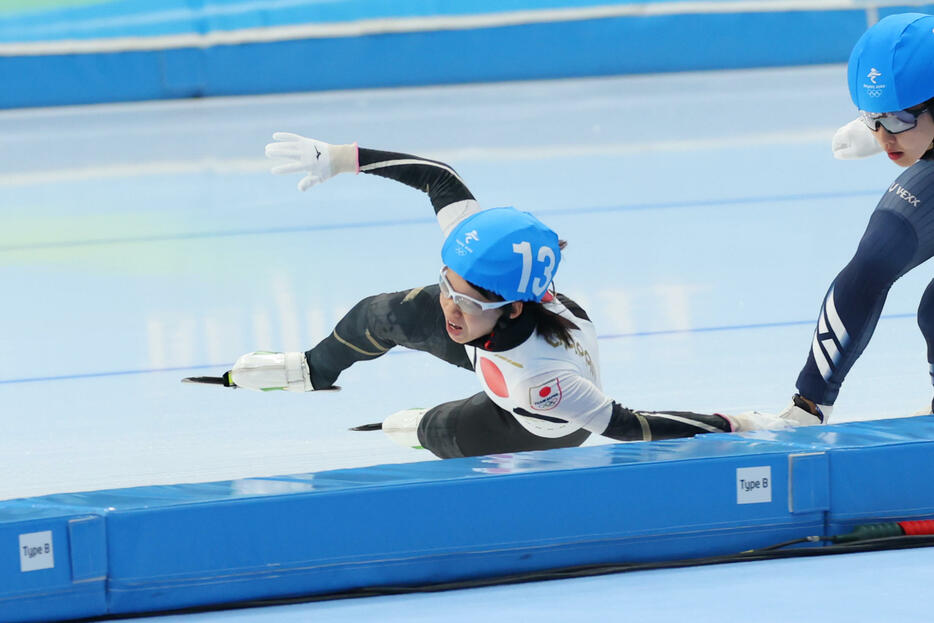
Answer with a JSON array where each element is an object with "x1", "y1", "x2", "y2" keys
[
  {"x1": 909, "y1": 97, "x2": 934, "y2": 113},
  {"x1": 918, "y1": 98, "x2": 934, "y2": 160},
  {"x1": 521, "y1": 300, "x2": 579, "y2": 347},
  {"x1": 469, "y1": 239, "x2": 578, "y2": 346}
]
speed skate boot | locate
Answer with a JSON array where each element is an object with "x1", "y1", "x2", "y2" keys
[
  {"x1": 778, "y1": 394, "x2": 829, "y2": 426},
  {"x1": 382, "y1": 408, "x2": 427, "y2": 449}
]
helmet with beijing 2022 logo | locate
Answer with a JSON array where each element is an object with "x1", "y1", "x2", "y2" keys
[
  {"x1": 441, "y1": 207, "x2": 561, "y2": 303},
  {"x1": 849, "y1": 13, "x2": 934, "y2": 112}
]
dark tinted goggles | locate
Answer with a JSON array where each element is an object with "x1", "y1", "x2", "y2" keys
[{"x1": 859, "y1": 107, "x2": 928, "y2": 134}]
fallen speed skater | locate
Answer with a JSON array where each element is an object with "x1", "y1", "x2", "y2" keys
[{"x1": 185, "y1": 133, "x2": 795, "y2": 458}]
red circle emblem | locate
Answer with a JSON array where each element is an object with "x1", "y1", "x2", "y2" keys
[
  {"x1": 479, "y1": 357, "x2": 509, "y2": 398},
  {"x1": 539, "y1": 387, "x2": 551, "y2": 397}
]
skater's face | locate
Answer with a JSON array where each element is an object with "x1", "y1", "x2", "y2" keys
[
  {"x1": 870, "y1": 107, "x2": 934, "y2": 167},
  {"x1": 439, "y1": 268, "x2": 521, "y2": 344}
]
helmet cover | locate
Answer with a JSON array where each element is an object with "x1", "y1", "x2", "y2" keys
[
  {"x1": 849, "y1": 13, "x2": 934, "y2": 112},
  {"x1": 441, "y1": 207, "x2": 561, "y2": 303}
]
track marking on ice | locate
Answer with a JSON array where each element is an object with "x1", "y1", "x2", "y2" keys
[
  {"x1": 0, "y1": 189, "x2": 880, "y2": 253},
  {"x1": 0, "y1": 128, "x2": 833, "y2": 187},
  {"x1": 0, "y1": 313, "x2": 917, "y2": 386}
]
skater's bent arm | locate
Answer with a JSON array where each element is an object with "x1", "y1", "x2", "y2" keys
[
  {"x1": 357, "y1": 147, "x2": 481, "y2": 236},
  {"x1": 305, "y1": 285, "x2": 472, "y2": 389}
]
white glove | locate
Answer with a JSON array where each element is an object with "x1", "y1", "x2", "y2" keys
[
  {"x1": 723, "y1": 411, "x2": 793, "y2": 432},
  {"x1": 264, "y1": 132, "x2": 358, "y2": 191},
  {"x1": 229, "y1": 351, "x2": 312, "y2": 392},
  {"x1": 832, "y1": 119, "x2": 883, "y2": 160}
]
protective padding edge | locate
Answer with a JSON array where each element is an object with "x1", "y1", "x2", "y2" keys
[
  {"x1": 2, "y1": 416, "x2": 934, "y2": 621},
  {"x1": 0, "y1": 6, "x2": 870, "y2": 108}
]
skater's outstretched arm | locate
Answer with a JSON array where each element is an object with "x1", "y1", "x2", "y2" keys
[
  {"x1": 305, "y1": 285, "x2": 472, "y2": 389},
  {"x1": 265, "y1": 133, "x2": 482, "y2": 235},
  {"x1": 503, "y1": 367, "x2": 735, "y2": 441},
  {"x1": 226, "y1": 285, "x2": 471, "y2": 392}
]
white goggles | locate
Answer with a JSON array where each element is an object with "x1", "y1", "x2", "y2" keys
[{"x1": 439, "y1": 267, "x2": 515, "y2": 315}]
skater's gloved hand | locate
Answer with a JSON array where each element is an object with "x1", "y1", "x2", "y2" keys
[
  {"x1": 832, "y1": 119, "x2": 883, "y2": 160},
  {"x1": 265, "y1": 132, "x2": 358, "y2": 191},
  {"x1": 229, "y1": 351, "x2": 313, "y2": 392}
]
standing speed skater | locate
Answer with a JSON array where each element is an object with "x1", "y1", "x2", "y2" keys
[{"x1": 782, "y1": 13, "x2": 934, "y2": 425}]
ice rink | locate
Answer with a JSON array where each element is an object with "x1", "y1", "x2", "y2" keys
[
  {"x1": 2, "y1": 64, "x2": 932, "y2": 620},
  {"x1": 99, "y1": 547, "x2": 934, "y2": 622}
]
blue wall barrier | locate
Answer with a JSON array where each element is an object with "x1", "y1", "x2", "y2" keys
[
  {"x1": 2, "y1": 1, "x2": 934, "y2": 108},
  {"x1": 0, "y1": 507, "x2": 106, "y2": 622},
  {"x1": 3, "y1": 415, "x2": 934, "y2": 622}
]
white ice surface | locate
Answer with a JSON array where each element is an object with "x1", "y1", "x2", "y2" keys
[
  {"x1": 1, "y1": 65, "x2": 927, "y2": 502},
  {"x1": 109, "y1": 547, "x2": 934, "y2": 623}
]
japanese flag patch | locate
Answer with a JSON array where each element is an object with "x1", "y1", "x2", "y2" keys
[{"x1": 529, "y1": 378, "x2": 562, "y2": 411}]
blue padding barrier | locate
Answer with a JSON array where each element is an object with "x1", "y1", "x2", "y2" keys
[
  {"x1": 3, "y1": 415, "x2": 934, "y2": 622},
  {"x1": 1, "y1": 1, "x2": 932, "y2": 108},
  {"x1": 0, "y1": 0, "x2": 708, "y2": 41},
  {"x1": 0, "y1": 506, "x2": 106, "y2": 622},
  {"x1": 100, "y1": 443, "x2": 821, "y2": 613},
  {"x1": 718, "y1": 417, "x2": 934, "y2": 534}
]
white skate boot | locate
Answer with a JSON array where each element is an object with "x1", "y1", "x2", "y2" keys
[
  {"x1": 778, "y1": 394, "x2": 830, "y2": 427},
  {"x1": 382, "y1": 408, "x2": 428, "y2": 449}
]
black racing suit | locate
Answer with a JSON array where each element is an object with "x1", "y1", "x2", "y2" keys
[{"x1": 304, "y1": 147, "x2": 731, "y2": 458}]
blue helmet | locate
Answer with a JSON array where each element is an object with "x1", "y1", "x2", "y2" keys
[
  {"x1": 441, "y1": 207, "x2": 561, "y2": 303},
  {"x1": 848, "y1": 13, "x2": 934, "y2": 112}
]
